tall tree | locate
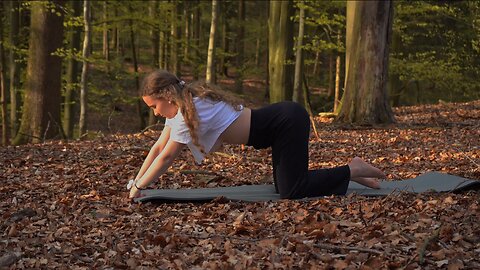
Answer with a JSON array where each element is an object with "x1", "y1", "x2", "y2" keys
[
  {"x1": 336, "y1": 1, "x2": 395, "y2": 124},
  {"x1": 63, "y1": 0, "x2": 82, "y2": 139},
  {"x1": 192, "y1": 0, "x2": 201, "y2": 80},
  {"x1": 79, "y1": 0, "x2": 91, "y2": 137},
  {"x1": 293, "y1": 2, "x2": 305, "y2": 104},
  {"x1": 234, "y1": 0, "x2": 245, "y2": 93},
  {"x1": 268, "y1": 0, "x2": 294, "y2": 103},
  {"x1": 0, "y1": 2, "x2": 7, "y2": 145},
  {"x1": 206, "y1": 0, "x2": 218, "y2": 84},
  {"x1": 102, "y1": 1, "x2": 109, "y2": 62},
  {"x1": 128, "y1": 4, "x2": 144, "y2": 130},
  {"x1": 13, "y1": 1, "x2": 65, "y2": 145},
  {"x1": 9, "y1": 0, "x2": 20, "y2": 139},
  {"x1": 170, "y1": 1, "x2": 179, "y2": 76}
]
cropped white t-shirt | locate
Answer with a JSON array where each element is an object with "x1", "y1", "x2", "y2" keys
[{"x1": 165, "y1": 97, "x2": 243, "y2": 164}]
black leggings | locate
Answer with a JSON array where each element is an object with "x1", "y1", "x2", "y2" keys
[{"x1": 247, "y1": 101, "x2": 350, "y2": 199}]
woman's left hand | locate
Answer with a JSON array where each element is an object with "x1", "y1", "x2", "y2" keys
[{"x1": 129, "y1": 185, "x2": 141, "y2": 199}]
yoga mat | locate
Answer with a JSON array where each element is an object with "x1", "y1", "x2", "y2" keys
[{"x1": 134, "y1": 172, "x2": 479, "y2": 203}]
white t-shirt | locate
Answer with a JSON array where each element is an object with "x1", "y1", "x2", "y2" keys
[{"x1": 165, "y1": 97, "x2": 243, "y2": 164}]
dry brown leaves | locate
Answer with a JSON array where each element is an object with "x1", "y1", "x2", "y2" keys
[{"x1": 1, "y1": 101, "x2": 479, "y2": 269}]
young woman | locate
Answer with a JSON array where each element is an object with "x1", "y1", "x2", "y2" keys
[{"x1": 129, "y1": 70, "x2": 386, "y2": 199}]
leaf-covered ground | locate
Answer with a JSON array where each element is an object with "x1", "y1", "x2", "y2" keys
[{"x1": 1, "y1": 101, "x2": 479, "y2": 269}]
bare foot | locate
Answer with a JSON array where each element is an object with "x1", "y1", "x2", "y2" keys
[
  {"x1": 348, "y1": 157, "x2": 386, "y2": 179},
  {"x1": 351, "y1": 177, "x2": 381, "y2": 189}
]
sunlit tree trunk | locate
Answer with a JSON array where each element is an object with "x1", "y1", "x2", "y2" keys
[
  {"x1": 268, "y1": 0, "x2": 294, "y2": 103},
  {"x1": 293, "y1": 3, "x2": 305, "y2": 104},
  {"x1": 9, "y1": 0, "x2": 20, "y2": 139},
  {"x1": 63, "y1": 0, "x2": 82, "y2": 139},
  {"x1": 336, "y1": 0, "x2": 395, "y2": 124},
  {"x1": 334, "y1": 55, "x2": 341, "y2": 113},
  {"x1": 79, "y1": 0, "x2": 91, "y2": 137},
  {"x1": 183, "y1": 1, "x2": 190, "y2": 64},
  {"x1": 206, "y1": 0, "x2": 218, "y2": 84},
  {"x1": 14, "y1": 1, "x2": 65, "y2": 145}
]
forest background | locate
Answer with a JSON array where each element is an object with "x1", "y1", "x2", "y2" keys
[
  {"x1": 0, "y1": 0, "x2": 479, "y2": 145},
  {"x1": 1, "y1": 1, "x2": 480, "y2": 268}
]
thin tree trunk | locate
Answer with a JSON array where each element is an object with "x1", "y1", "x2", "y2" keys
[
  {"x1": 234, "y1": 0, "x2": 245, "y2": 93},
  {"x1": 9, "y1": 0, "x2": 20, "y2": 139},
  {"x1": 102, "y1": 1, "x2": 109, "y2": 62},
  {"x1": 14, "y1": 0, "x2": 65, "y2": 145},
  {"x1": 255, "y1": 36, "x2": 260, "y2": 68},
  {"x1": 334, "y1": 54, "x2": 341, "y2": 113},
  {"x1": 150, "y1": 0, "x2": 159, "y2": 68},
  {"x1": 159, "y1": 31, "x2": 165, "y2": 69},
  {"x1": 170, "y1": 2, "x2": 179, "y2": 75},
  {"x1": 183, "y1": 2, "x2": 190, "y2": 63},
  {"x1": 219, "y1": 2, "x2": 228, "y2": 77},
  {"x1": 79, "y1": 0, "x2": 91, "y2": 137},
  {"x1": 111, "y1": 5, "x2": 118, "y2": 55},
  {"x1": 336, "y1": 0, "x2": 395, "y2": 124},
  {"x1": 0, "y1": 3, "x2": 7, "y2": 145},
  {"x1": 128, "y1": 5, "x2": 144, "y2": 130},
  {"x1": 193, "y1": 0, "x2": 201, "y2": 80},
  {"x1": 328, "y1": 54, "x2": 334, "y2": 97},
  {"x1": 312, "y1": 48, "x2": 320, "y2": 76},
  {"x1": 268, "y1": 0, "x2": 294, "y2": 103},
  {"x1": 64, "y1": 0, "x2": 82, "y2": 139},
  {"x1": 293, "y1": 3, "x2": 305, "y2": 104},
  {"x1": 206, "y1": 0, "x2": 218, "y2": 85}
]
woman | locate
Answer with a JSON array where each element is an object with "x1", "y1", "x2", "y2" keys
[{"x1": 129, "y1": 70, "x2": 386, "y2": 199}]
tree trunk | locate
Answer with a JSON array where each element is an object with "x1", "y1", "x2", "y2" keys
[
  {"x1": 150, "y1": 0, "x2": 159, "y2": 68},
  {"x1": 293, "y1": 3, "x2": 305, "y2": 104},
  {"x1": 334, "y1": 55, "x2": 341, "y2": 113},
  {"x1": 268, "y1": 0, "x2": 294, "y2": 103},
  {"x1": 183, "y1": 2, "x2": 190, "y2": 64},
  {"x1": 327, "y1": 54, "x2": 334, "y2": 97},
  {"x1": 206, "y1": 0, "x2": 218, "y2": 85},
  {"x1": 128, "y1": 5, "x2": 144, "y2": 130},
  {"x1": 170, "y1": 1, "x2": 179, "y2": 76},
  {"x1": 336, "y1": 1, "x2": 395, "y2": 124},
  {"x1": 312, "y1": 48, "x2": 320, "y2": 76},
  {"x1": 111, "y1": 5, "x2": 118, "y2": 55},
  {"x1": 79, "y1": 0, "x2": 91, "y2": 137},
  {"x1": 13, "y1": 0, "x2": 65, "y2": 145},
  {"x1": 0, "y1": 3, "x2": 8, "y2": 145},
  {"x1": 193, "y1": 0, "x2": 201, "y2": 80},
  {"x1": 255, "y1": 36, "x2": 260, "y2": 68},
  {"x1": 234, "y1": 0, "x2": 245, "y2": 93},
  {"x1": 102, "y1": 1, "x2": 110, "y2": 62},
  {"x1": 219, "y1": 2, "x2": 229, "y2": 77},
  {"x1": 9, "y1": 0, "x2": 20, "y2": 139},
  {"x1": 63, "y1": 0, "x2": 82, "y2": 139}
]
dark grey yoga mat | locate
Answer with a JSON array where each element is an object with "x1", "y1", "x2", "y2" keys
[{"x1": 134, "y1": 172, "x2": 479, "y2": 203}]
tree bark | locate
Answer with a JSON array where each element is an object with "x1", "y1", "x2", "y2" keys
[
  {"x1": 13, "y1": 0, "x2": 65, "y2": 145},
  {"x1": 128, "y1": 5, "x2": 144, "y2": 130},
  {"x1": 9, "y1": 0, "x2": 20, "y2": 139},
  {"x1": 334, "y1": 54, "x2": 341, "y2": 113},
  {"x1": 102, "y1": 1, "x2": 110, "y2": 62},
  {"x1": 336, "y1": 0, "x2": 395, "y2": 124},
  {"x1": 79, "y1": 0, "x2": 91, "y2": 137},
  {"x1": 150, "y1": 0, "x2": 160, "y2": 68},
  {"x1": 293, "y1": 3, "x2": 305, "y2": 104},
  {"x1": 63, "y1": 0, "x2": 82, "y2": 139},
  {"x1": 170, "y1": 1, "x2": 179, "y2": 76},
  {"x1": 192, "y1": 0, "x2": 201, "y2": 80},
  {"x1": 206, "y1": 0, "x2": 218, "y2": 85},
  {"x1": 0, "y1": 2, "x2": 8, "y2": 145},
  {"x1": 268, "y1": 0, "x2": 294, "y2": 103},
  {"x1": 234, "y1": 0, "x2": 245, "y2": 93}
]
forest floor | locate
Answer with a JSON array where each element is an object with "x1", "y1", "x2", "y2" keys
[{"x1": 1, "y1": 97, "x2": 479, "y2": 268}]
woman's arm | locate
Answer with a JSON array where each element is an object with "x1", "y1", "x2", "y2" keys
[
  {"x1": 134, "y1": 126, "x2": 171, "y2": 181},
  {"x1": 129, "y1": 139, "x2": 185, "y2": 198}
]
